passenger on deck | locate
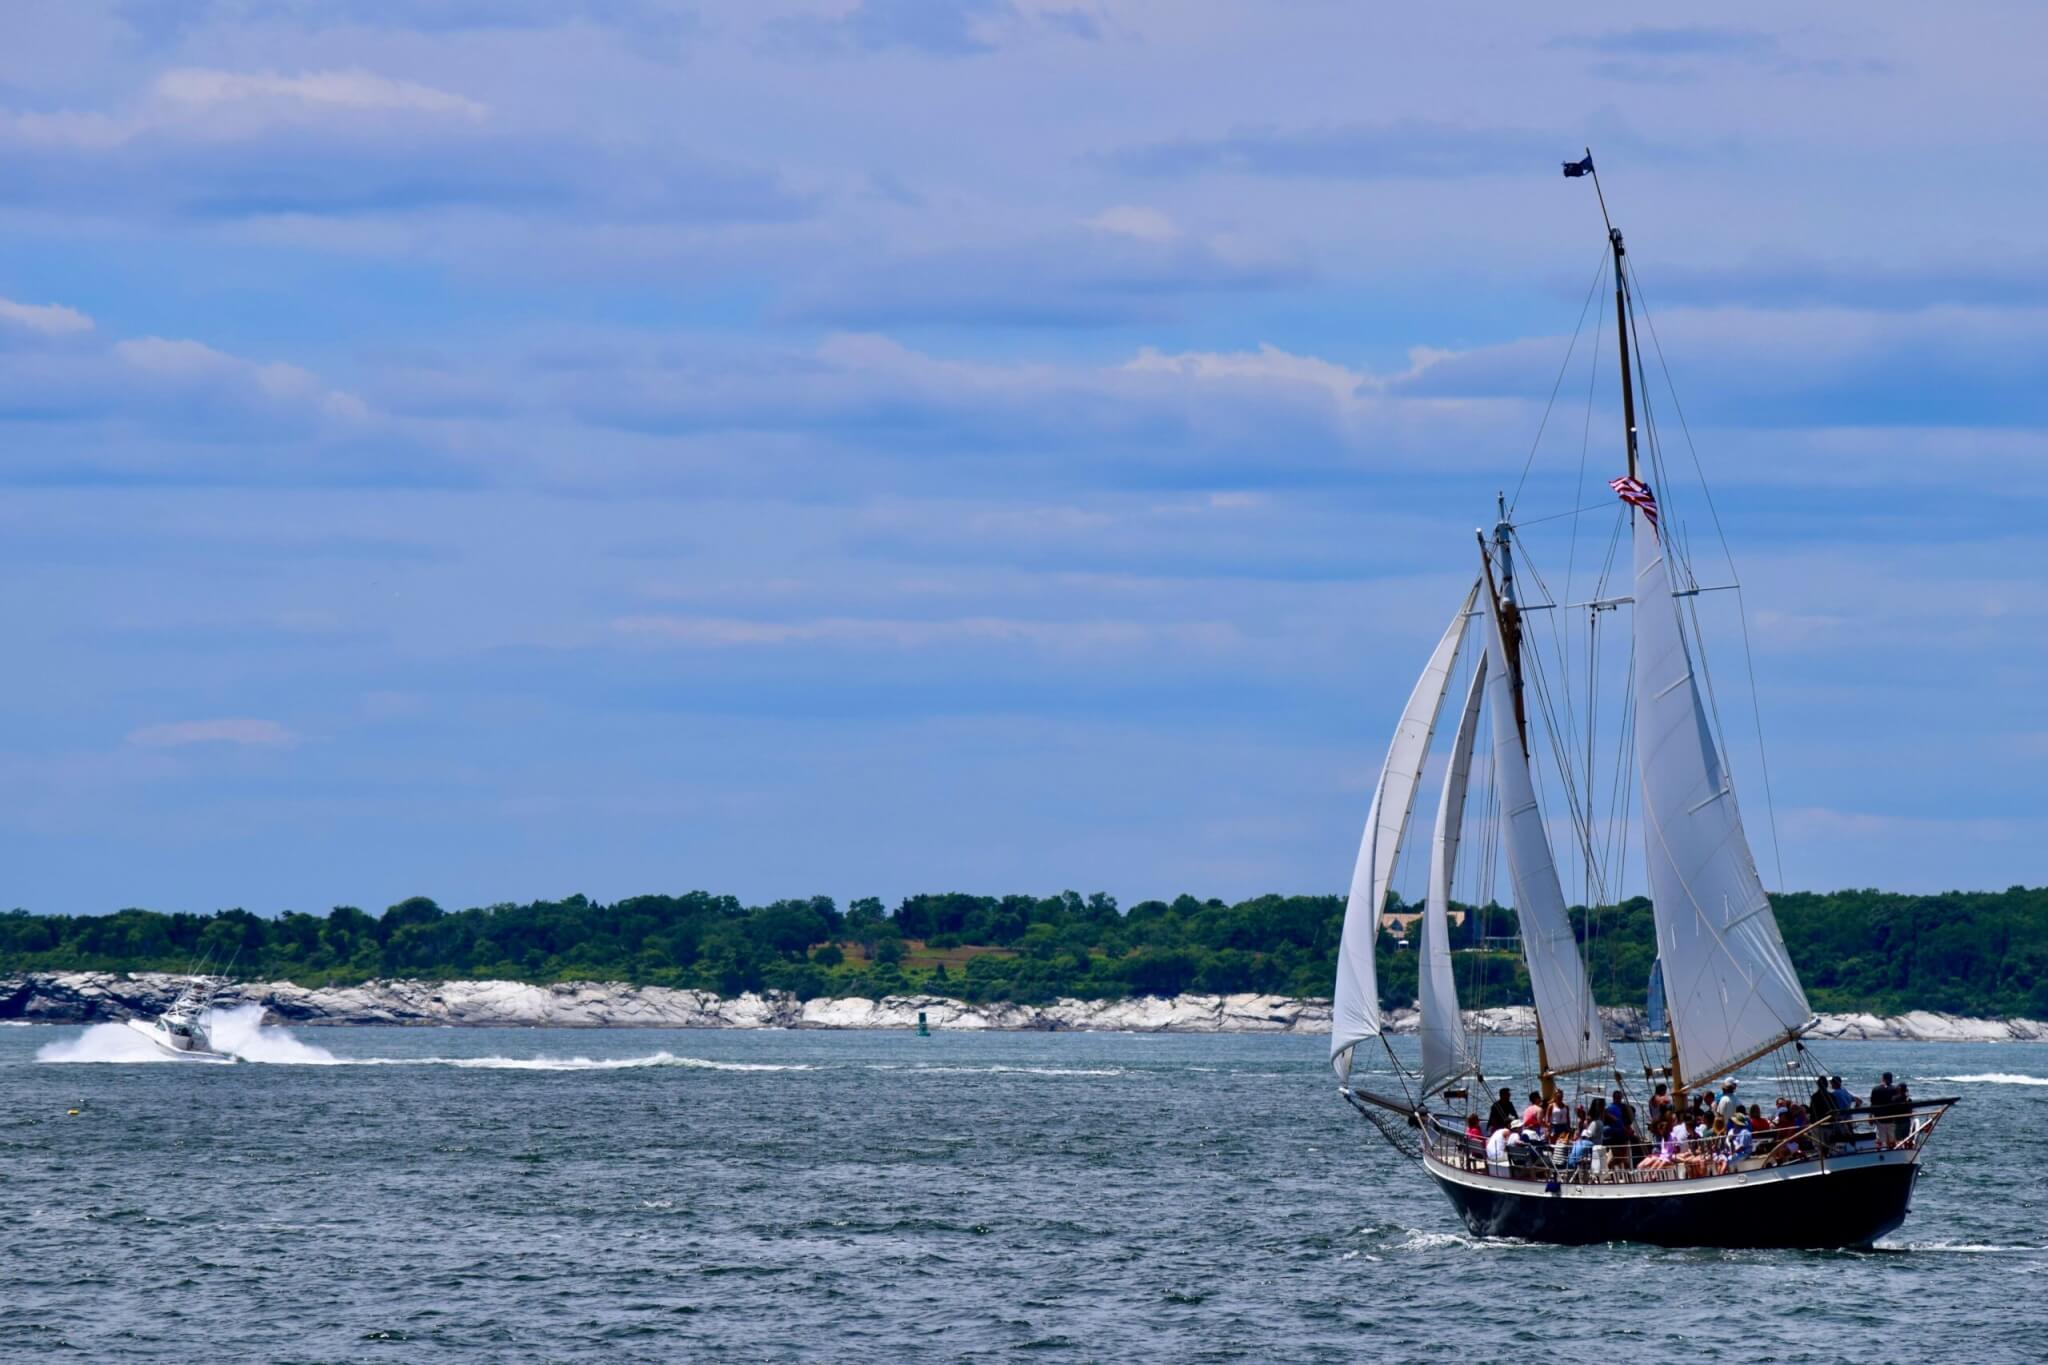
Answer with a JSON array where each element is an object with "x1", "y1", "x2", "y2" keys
[
  {"x1": 1648, "y1": 1082, "x2": 1673, "y2": 1127},
  {"x1": 1488, "y1": 1087, "x2": 1517, "y2": 1134},
  {"x1": 1511, "y1": 1120, "x2": 1548, "y2": 1170},
  {"x1": 1465, "y1": 1113, "x2": 1484, "y2": 1141},
  {"x1": 1829, "y1": 1076, "x2": 1858, "y2": 1145},
  {"x1": 1888, "y1": 1077, "x2": 1913, "y2": 1147},
  {"x1": 1522, "y1": 1090, "x2": 1545, "y2": 1131},
  {"x1": 1715, "y1": 1080, "x2": 1741, "y2": 1123},
  {"x1": 1637, "y1": 1118, "x2": 1677, "y2": 1172},
  {"x1": 1872, "y1": 1072, "x2": 1907, "y2": 1148},
  {"x1": 1715, "y1": 1113, "x2": 1754, "y2": 1173},
  {"x1": 1547, "y1": 1093, "x2": 1569, "y2": 1142},
  {"x1": 1678, "y1": 1119, "x2": 1713, "y2": 1178},
  {"x1": 1485, "y1": 1120, "x2": 1512, "y2": 1176},
  {"x1": 1746, "y1": 1103, "x2": 1772, "y2": 1152},
  {"x1": 1776, "y1": 1099, "x2": 1809, "y2": 1163},
  {"x1": 1807, "y1": 1078, "x2": 1836, "y2": 1151},
  {"x1": 1567, "y1": 1111, "x2": 1602, "y2": 1170}
]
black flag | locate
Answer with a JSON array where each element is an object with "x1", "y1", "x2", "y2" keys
[{"x1": 1562, "y1": 153, "x2": 1594, "y2": 178}]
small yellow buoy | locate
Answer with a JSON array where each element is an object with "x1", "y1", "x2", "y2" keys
[{"x1": 67, "y1": 1108, "x2": 80, "y2": 1116}]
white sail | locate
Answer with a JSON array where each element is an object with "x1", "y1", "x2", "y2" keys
[
  {"x1": 1330, "y1": 582, "x2": 1478, "y2": 1079},
  {"x1": 1477, "y1": 584, "x2": 1611, "y2": 1075},
  {"x1": 1418, "y1": 657, "x2": 1485, "y2": 1097},
  {"x1": 1628, "y1": 501, "x2": 1810, "y2": 1087}
]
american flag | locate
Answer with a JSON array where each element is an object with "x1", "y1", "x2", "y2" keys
[{"x1": 1610, "y1": 474, "x2": 1659, "y2": 528}]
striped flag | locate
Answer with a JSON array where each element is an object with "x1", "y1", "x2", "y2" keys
[{"x1": 1610, "y1": 474, "x2": 1659, "y2": 528}]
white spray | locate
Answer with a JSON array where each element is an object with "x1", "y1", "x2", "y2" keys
[{"x1": 36, "y1": 1003, "x2": 337, "y2": 1065}]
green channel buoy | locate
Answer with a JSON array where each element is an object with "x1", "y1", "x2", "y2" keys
[{"x1": 916, "y1": 1010, "x2": 930, "y2": 1037}]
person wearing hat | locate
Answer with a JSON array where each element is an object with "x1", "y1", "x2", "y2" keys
[
  {"x1": 1716, "y1": 1109, "x2": 1754, "y2": 1173},
  {"x1": 1714, "y1": 1079, "x2": 1741, "y2": 1124}
]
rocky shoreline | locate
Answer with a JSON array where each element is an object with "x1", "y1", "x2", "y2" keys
[{"x1": 3, "y1": 972, "x2": 2045, "y2": 1042}]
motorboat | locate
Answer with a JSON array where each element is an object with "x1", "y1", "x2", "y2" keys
[{"x1": 124, "y1": 981, "x2": 236, "y2": 1063}]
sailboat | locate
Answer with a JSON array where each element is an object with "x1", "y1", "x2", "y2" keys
[
  {"x1": 1329, "y1": 154, "x2": 1957, "y2": 1249},
  {"x1": 1644, "y1": 958, "x2": 1667, "y2": 1042}
]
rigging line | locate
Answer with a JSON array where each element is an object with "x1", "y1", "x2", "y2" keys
[
  {"x1": 1560, "y1": 253, "x2": 1608, "y2": 743},
  {"x1": 1520, "y1": 625, "x2": 1610, "y2": 907},
  {"x1": 1732, "y1": 586, "x2": 1787, "y2": 890},
  {"x1": 1509, "y1": 242, "x2": 1612, "y2": 517},
  {"x1": 1515, "y1": 552, "x2": 1603, "y2": 894},
  {"x1": 1513, "y1": 500, "x2": 1622, "y2": 529},
  {"x1": 1514, "y1": 544, "x2": 1585, "y2": 795}
]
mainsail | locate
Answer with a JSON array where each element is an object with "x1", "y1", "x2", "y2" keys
[
  {"x1": 1627, "y1": 495, "x2": 1810, "y2": 1087},
  {"x1": 1330, "y1": 583, "x2": 1478, "y2": 1079},
  {"x1": 1477, "y1": 583, "x2": 1611, "y2": 1076},
  {"x1": 1417, "y1": 657, "x2": 1485, "y2": 1097},
  {"x1": 1646, "y1": 957, "x2": 1667, "y2": 1037}
]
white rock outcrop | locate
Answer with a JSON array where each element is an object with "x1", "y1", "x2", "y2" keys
[{"x1": 1, "y1": 972, "x2": 2040, "y2": 1041}]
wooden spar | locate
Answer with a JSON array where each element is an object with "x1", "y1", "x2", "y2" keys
[
  {"x1": 1476, "y1": 530, "x2": 1529, "y2": 755},
  {"x1": 1609, "y1": 227, "x2": 1639, "y2": 483}
]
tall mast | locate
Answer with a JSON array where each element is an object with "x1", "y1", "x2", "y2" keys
[
  {"x1": 1479, "y1": 495, "x2": 1528, "y2": 752},
  {"x1": 1583, "y1": 151, "x2": 1641, "y2": 482}
]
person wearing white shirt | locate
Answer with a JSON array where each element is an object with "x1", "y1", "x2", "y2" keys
[{"x1": 1485, "y1": 1123, "x2": 1512, "y2": 1177}]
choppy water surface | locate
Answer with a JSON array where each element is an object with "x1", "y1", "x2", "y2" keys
[{"x1": 3, "y1": 1023, "x2": 2040, "y2": 1361}]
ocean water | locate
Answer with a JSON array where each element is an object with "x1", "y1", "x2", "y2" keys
[{"x1": 3, "y1": 1019, "x2": 2040, "y2": 1361}]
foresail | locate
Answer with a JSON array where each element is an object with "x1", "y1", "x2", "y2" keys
[
  {"x1": 1628, "y1": 500, "x2": 1810, "y2": 1087},
  {"x1": 1478, "y1": 587, "x2": 1611, "y2": 1075},
  {"x1": 1331, "y1": 582, "x2": 1479, "y2": 1078},
  {"x1": 1418, "y1": 657, "x2": 1485, "y2": 1098}
]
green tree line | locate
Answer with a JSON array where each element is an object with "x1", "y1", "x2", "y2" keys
[{"x1": 2, "y1": 885, "x2": 2044, "y2": 1017}]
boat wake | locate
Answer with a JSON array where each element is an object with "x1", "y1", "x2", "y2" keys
[
  {"x1": 1872, "y1": 1241, "x2": 2047, "y2": 1254},
  {"x1": 37, "y1": 1005, "x2": 336, "y2": 1064},
  {"x1": 1924, "y1": 1073, "x2": 2048, "y2": 1086},
  {"x1": 1386, "y1": 1228, "x2": 1532, "y2": 1253},
  {"x1": 865, "y1": 1064, "x2": 1123, "y2": 1077},
  {"x1": 391, "y1": 1052, "x2": 812, "y2": 1072}
]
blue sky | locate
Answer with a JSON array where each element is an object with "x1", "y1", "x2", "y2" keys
[{"x1": 0, "y1": 2, "x2": 2041, "y2": 916}]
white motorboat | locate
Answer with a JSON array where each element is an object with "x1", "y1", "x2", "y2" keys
[{"x1": 124, "y1": 981, "x2": 236, "y2": 1063}]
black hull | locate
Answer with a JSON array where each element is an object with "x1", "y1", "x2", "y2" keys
[{"x1": 1427, "y1": 1158, "x2": 1920, "y2": 1249}]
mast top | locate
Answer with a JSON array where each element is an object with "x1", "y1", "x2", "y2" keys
[{"x1": 1567, "y1": 147, "x2": 1642, "y2": 482}]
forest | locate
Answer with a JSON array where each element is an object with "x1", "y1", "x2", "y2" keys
[{"x1": 2, "y1": 885, "x2": 2044, "y2": 1018}]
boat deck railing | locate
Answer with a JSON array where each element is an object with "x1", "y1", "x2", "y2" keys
[{"x1": 1423, "y1": 1098, "x2": 1959, "y2": 1187}]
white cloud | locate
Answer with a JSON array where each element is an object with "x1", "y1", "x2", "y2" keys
[
  {"x1": 111, "y1": 335, "x2": 371, "y2": 424},
  {"x1": 153, "y1": 68, "x2": 489, "y2": 122},
  {"x1": 113, "y1": 336, "x2": 239, "y2": 377},
  {"x1": 1085, "y1": 205, "x2": 1180, "y2": 242},
  {"x1": 0, "y1": 297, "x2": 93, "y2": 335},
  {"x1": 1123, "y1": 341, "x2": 1369, "y2": 405},
  {"x1": 611, "y1": 614, "x2": 1236, "y2": 650},
  {"x1": 127, "y1": 718, "x2": 298, "y2": 749}
]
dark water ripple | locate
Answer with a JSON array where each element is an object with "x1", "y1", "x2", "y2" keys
[{"x1": 2, "y1": 1026, "x2": 2042, "y2": 1361}]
